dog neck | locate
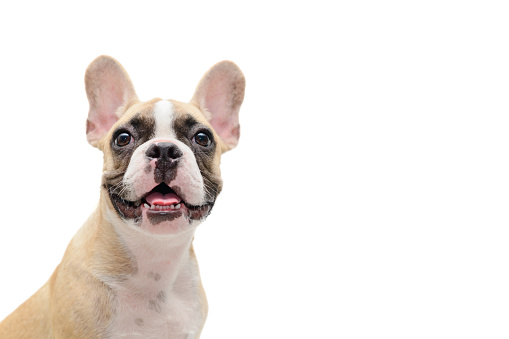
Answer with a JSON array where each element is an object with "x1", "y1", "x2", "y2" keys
[{"x1": 90, "y1": 194, "x2": 200, "y2": 294}]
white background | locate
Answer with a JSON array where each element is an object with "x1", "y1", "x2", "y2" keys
[{"x1": 0, "y1": 1, "x2": 508, "y2": 338}]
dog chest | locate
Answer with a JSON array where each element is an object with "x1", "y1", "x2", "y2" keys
[{"x1": 106, "y1": 270, "x2": 204, "y2": 339}]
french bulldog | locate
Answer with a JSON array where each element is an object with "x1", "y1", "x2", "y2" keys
[{"x1": 0, "y1": 55, "x2": 245, "y2": 339}]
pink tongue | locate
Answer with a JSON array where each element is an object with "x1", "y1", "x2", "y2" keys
[{"x1": 145, "y1": 192, "x2": 181, "y2": 206}]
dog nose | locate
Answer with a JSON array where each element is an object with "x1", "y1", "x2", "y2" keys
[{"x1": 146, "y1": 142, "x2": 183, "y2": 161}]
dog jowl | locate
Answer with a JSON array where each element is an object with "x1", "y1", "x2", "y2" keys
[{"x1": 0, "y1": 56, "x2": 245, "y2": 339}]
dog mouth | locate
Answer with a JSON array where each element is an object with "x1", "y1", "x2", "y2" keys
[{"x1": 109, "y1": 183, "x2": 213, "y2": 223}]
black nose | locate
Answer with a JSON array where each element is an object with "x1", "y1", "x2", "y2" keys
[{"x1": 146, "y1": 142, "x2": 183, "y2": 161}]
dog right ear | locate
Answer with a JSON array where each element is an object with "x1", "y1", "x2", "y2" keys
[{"x1": 85, "y1": 55, "x2": 138, "y2": 148}]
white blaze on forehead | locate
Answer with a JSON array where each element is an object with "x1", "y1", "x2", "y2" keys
[{"x1": 153, "y1": 100, "x2": 176, "y2": 138}]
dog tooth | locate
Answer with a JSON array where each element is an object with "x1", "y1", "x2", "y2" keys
[
  {"x1": 144, "y1": 203, "x2": 150, "y2": 209},
  {"x1": 175, "y1": 204, "x2": 181, "y2": 209}
]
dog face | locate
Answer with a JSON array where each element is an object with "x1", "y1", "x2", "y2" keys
[{"x1": 85, "y1": 56, "x2": 245, "y2": 234}]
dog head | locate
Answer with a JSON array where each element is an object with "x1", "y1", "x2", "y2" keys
[{"x1": 85, "y1": 56, "x2": 245, "y2": 235}]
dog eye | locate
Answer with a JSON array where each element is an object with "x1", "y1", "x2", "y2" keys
[
  {"x1": 115, "y1": 132, "x2": 132, "y2": 147},
  {"x1": 194, "y1": 132, "x2": 211, "y2": 147}
]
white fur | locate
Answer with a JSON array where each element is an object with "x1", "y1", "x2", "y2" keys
[
  {"x1": 103, "y1": 216, "x2": 205, "y2": 338},
  {"x1": 153, "y1": 100, "x2": 177, "y2": 139}
]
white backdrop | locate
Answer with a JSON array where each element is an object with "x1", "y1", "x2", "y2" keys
[{"x1": 0, "y1": 1, "x2": 508, "y2": 338}]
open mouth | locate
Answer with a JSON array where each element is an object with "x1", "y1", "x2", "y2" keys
[
  {"x1": 142, "y1": 183, "x2": 183, "y2": 212},
  {"x1": 109, "y1": 183, "x2": 213, "y2": 223}
]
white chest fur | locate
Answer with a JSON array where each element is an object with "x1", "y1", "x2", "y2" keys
[{"x1": 105, "y1": 223, "x2": 205, "y2": 339}]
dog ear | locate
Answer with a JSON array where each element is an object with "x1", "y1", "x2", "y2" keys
[
  {"x1": 85, "y1": 55, "x2": 138, "y2": 148},
  {"x1": 190, "y1": 61, "x2": 245, "y2": 152}
]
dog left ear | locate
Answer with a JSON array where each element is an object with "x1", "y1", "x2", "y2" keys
[
  {"x1": 190, "y1": 61, "x2": 245, "y2": 152},
  {"x1": 85, "y1": 55, "x2": 138, "y2": 148}
]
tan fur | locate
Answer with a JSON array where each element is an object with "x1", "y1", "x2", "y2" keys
[
  {"x1": 0, "y1": 191, "x2": 207, "y2": 338},
  {"x1": 0, "y1": 207, "x2": 117, "y2": 338}
]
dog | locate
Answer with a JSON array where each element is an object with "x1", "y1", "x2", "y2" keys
[{"x1": 0, "y1": 55, "x2": 245, "y2": 338}]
